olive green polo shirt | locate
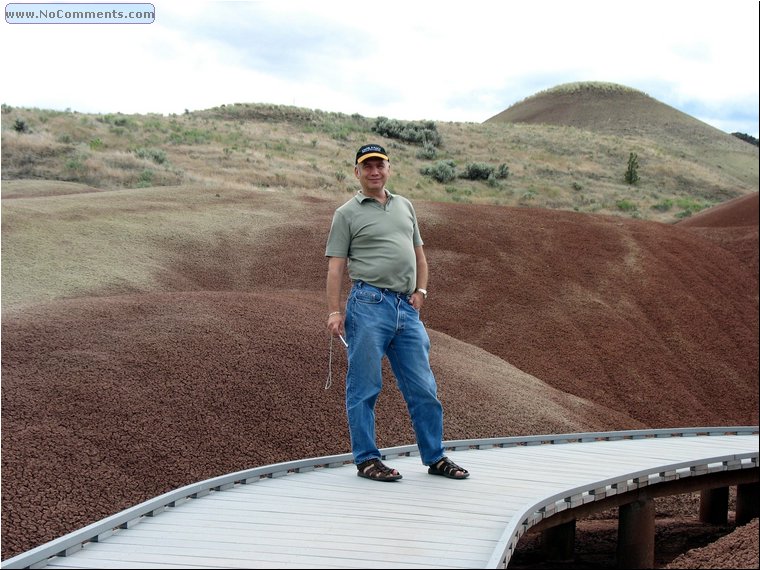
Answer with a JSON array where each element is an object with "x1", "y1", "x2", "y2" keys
[{"x1": 325, "y1": 190, "x2": 423, "y2": 294}]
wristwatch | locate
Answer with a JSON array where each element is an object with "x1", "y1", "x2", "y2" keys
[{"x1": 416, "y1": 288, "x2": 428, "y2": 299}]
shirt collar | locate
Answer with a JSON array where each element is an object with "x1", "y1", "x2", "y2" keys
[{"x1": 355, "y1": 189, "x2": 393, "y2": 204}]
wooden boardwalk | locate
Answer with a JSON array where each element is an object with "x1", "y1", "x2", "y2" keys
[{"x1": 2, "y1": 428, "x2": 758, "y2": 569}]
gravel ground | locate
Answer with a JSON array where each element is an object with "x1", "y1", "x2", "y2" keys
[{"x1": 2, "y1": 191, "x2": 757, "y2": 567}]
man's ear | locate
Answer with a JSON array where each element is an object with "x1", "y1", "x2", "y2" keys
[{"x1": 354, "y1": 165, "x2": 361, "y2": 179}]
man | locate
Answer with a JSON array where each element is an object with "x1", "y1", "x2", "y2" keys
[{"x1": 324, "y1": 143, "x2": 469, "y2": 482}]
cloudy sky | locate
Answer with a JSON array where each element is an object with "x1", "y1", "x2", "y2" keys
[{"x1": 2, "y1": 0, "x2": 758, "y2": 137}]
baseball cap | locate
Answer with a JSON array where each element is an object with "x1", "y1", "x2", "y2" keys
[{"x1": 355, "y1": 144, "x2": 389, "y2": 165}]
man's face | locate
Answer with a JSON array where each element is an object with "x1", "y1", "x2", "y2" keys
[{"x1": 355, "y1": 158, "x2": 390, "y2": 192}]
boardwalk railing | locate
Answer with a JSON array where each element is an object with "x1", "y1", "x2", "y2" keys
[{"x1": 2, "y1": 426, "x2": 758, "y2": 569}]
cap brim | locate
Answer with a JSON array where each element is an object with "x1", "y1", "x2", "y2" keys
[{"x1": 357, "y1": 152, "x2": 389, "y2": 164}]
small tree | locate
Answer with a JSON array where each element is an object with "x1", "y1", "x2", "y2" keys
[
  {"x1": 13, "y1": 118, "x2": 29, "y2": 133},
  {"x1": 625, "y1": 152, "x2": 639, "y2": 185}
]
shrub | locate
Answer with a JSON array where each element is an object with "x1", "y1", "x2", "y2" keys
[
  {"x1": 494, "y1": 163, "x2": 510, "y2": 179},
  {"x1": 134, "y1": 147, "x2": 167, "y2": 164},
  {"x1": 651, "y1": 199, "x2": 673, "y2": 212},
  {"x1": 372, "y1": 116, "x2": 441, "y2": 146},
  {"x1": 616, "y1": 199, "x2": 638, "y2": 212},
  {"x1": 99, "y1": 114, "x2": 134, "y2": 128},
  {"x1": 458, "y1": 162, "x2": 509, "y2": 183},
  {"x1": 674, "y1": 197, "x2": 710, "y2": 217},
  {"x1": 420, "y1": 160, "x2": 456, "y2": 183},
  {"x1": 137, "y1": 169, "x2": 154, "y2": 187},
  {"x1": 459, "y1": 162, "x2": 494, "y2": 180},
  {"x1": 168, "y1": 128, "x2": 211, "y2": 145},
  {"x1": 65, "y1": 155, "x2": 87, "y2": 172},
  {"x1": 416, "y1": 142, "x2": 437, "y2": 160}
]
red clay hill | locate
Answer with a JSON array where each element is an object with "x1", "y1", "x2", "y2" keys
[{"x1": 2, "y1": 180, "x2": 757, "y2": 564}]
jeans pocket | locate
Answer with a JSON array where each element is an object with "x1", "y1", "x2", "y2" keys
[{"x1": 354, "y1": 288, "x2": 383, "y2": 304}]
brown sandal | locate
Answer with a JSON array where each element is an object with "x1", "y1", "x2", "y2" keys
[
  {"x1": 356, "y1": 458, "x2": 402, "y2": 482},
  {"x1": 428, "y1": 456, "x2": 469, "y2": 479}
]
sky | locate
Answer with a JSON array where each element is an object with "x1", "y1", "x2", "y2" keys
[{"x1": 2, "y1": 0, "x2": 758, "y2": 137}]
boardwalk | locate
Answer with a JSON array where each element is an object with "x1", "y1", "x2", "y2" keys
[{"x1": 2, "y1": 428, "x2": 758, "y2": 569}]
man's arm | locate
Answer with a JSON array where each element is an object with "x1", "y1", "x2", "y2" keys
[
  {"x1": 326, "y1": 256, "x2": 347, "y2": 335},
  {"x1": 411, "y1": 245, "x2": 428, "y2": 310}
]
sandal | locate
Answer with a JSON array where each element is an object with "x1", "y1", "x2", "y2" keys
[
  {"x1": 428, "y1": 456, "x2": 469, "y2": 479},
  {"x1": 356, "y1": 458, "x2": 402, "y2": 482}
]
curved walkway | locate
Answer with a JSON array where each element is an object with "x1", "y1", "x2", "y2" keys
[{"x1": 2, "y1": 428, "x2": 758, "y2": 569}]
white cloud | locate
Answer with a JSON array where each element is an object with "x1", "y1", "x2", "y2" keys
[{"x1": 1, "y1": 0, "x2": 757, "y2": 136}]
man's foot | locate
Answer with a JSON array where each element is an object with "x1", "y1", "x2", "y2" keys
[
  {"x1": 356, "y1": 458, "x2": 402, "y2": 482},
  {"x1": 428, "y1": 456, "x2": 469, "y2": 479}
]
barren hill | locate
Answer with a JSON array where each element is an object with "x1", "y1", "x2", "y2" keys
[
  {"x1": 1, "y1": 181, "x2": 757, "y2": 560},
  {"x1": 676, "y1": 192, "x2": 760, "y2": 278}
]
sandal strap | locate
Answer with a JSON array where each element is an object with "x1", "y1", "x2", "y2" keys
[
  {"x1": 435, "y1": 457, "x2": 467, "y2": 475},
  {"x1": 358, "y1": 458, "x2": 396, "y2": 478}
]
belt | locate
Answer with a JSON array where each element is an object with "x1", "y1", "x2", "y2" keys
[{"x1": 353, "y1": 280, "x2": 411, "y2": 298}]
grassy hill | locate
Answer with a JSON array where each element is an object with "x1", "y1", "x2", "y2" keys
[
  {"x1": 2, "y1": 81, "x2": 757, "y2": 222},
  {"x1": 487, "y1": 82, "x2": 758, "y2": 188},
  {"x1": 1, "y1": 83, "x2": 758, "y2": 562}
]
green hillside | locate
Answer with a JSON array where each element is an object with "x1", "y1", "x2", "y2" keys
[{"x1": 2, "y1": 82, "x2": 758, "y2": 222}]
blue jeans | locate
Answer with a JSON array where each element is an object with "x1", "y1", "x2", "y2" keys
[{"x1": 344, "y1": 281, "x2": 445, "y2": 466}]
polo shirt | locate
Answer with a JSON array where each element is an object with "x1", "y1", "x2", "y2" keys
[{"x1": 325, "y1": 190, "x2": 423, "y2": 294}]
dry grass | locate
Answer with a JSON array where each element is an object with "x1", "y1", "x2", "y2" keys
[{"x1": 2, "y1": 83, "x2": 757, "y2": 223}]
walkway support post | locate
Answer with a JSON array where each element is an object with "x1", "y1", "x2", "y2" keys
[
  {"x1": 735, "y1": 482, "x2": 759, "y2": 525},
  {"x1": 617, "y1": 498, "x2": 655, "y2": 569},
  {"x1": 699, "y1": 487, "x2": 729, "y2": 524},
  {"x1": 542, "y1": 519, "x2": 576, "y2": 562}
]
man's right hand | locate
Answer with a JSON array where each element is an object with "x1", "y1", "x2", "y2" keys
[{"x1": 327, "y1": 311, "x2": 344, "y2": 337}]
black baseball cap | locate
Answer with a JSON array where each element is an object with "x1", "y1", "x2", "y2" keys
[{"x1": 355, "y1": 144, "x2": 389, "y2": 165}]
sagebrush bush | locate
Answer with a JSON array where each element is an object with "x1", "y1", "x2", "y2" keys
[
  {"x1": 651, "y1": 199, "x2": 673, "y2": 212},
  {"x1": 372, "y1": 116, "x2": 442, "y2": 147},
  {"x1": 460, "y1": 162, "x2": 494, "y2": 180},
  {"x1": 459, "y1": 162, "x2": 510, "y2": 182},
  {"x1": 420, "y1": 160, "x2": 456, "y2": 183},
  {"x1": 416, "y1": 142, "x2": 437, "y2": 160},
  {"x1": 616, "y1": 199, "x2": 638, "y2": 212},
  {"x1": 134, "y1": 147, "x2": 167, "y2": 164}
]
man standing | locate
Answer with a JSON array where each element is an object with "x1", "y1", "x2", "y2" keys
[{"x1": 325, "y1": 143, "x2": 469, "y2": 482}]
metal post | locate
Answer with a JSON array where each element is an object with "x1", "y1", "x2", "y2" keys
[{"x1": 617, "y1": 498, "x2": 655, "y2": 569}]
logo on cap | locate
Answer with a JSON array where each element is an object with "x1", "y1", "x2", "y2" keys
[{"x1": 356, "y1": 144, "x2": 389, "y2": 164}]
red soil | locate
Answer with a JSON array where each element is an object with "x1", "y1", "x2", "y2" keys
[{"x1": 1, "y1": 190, "x2": 758, "y2": 567}]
